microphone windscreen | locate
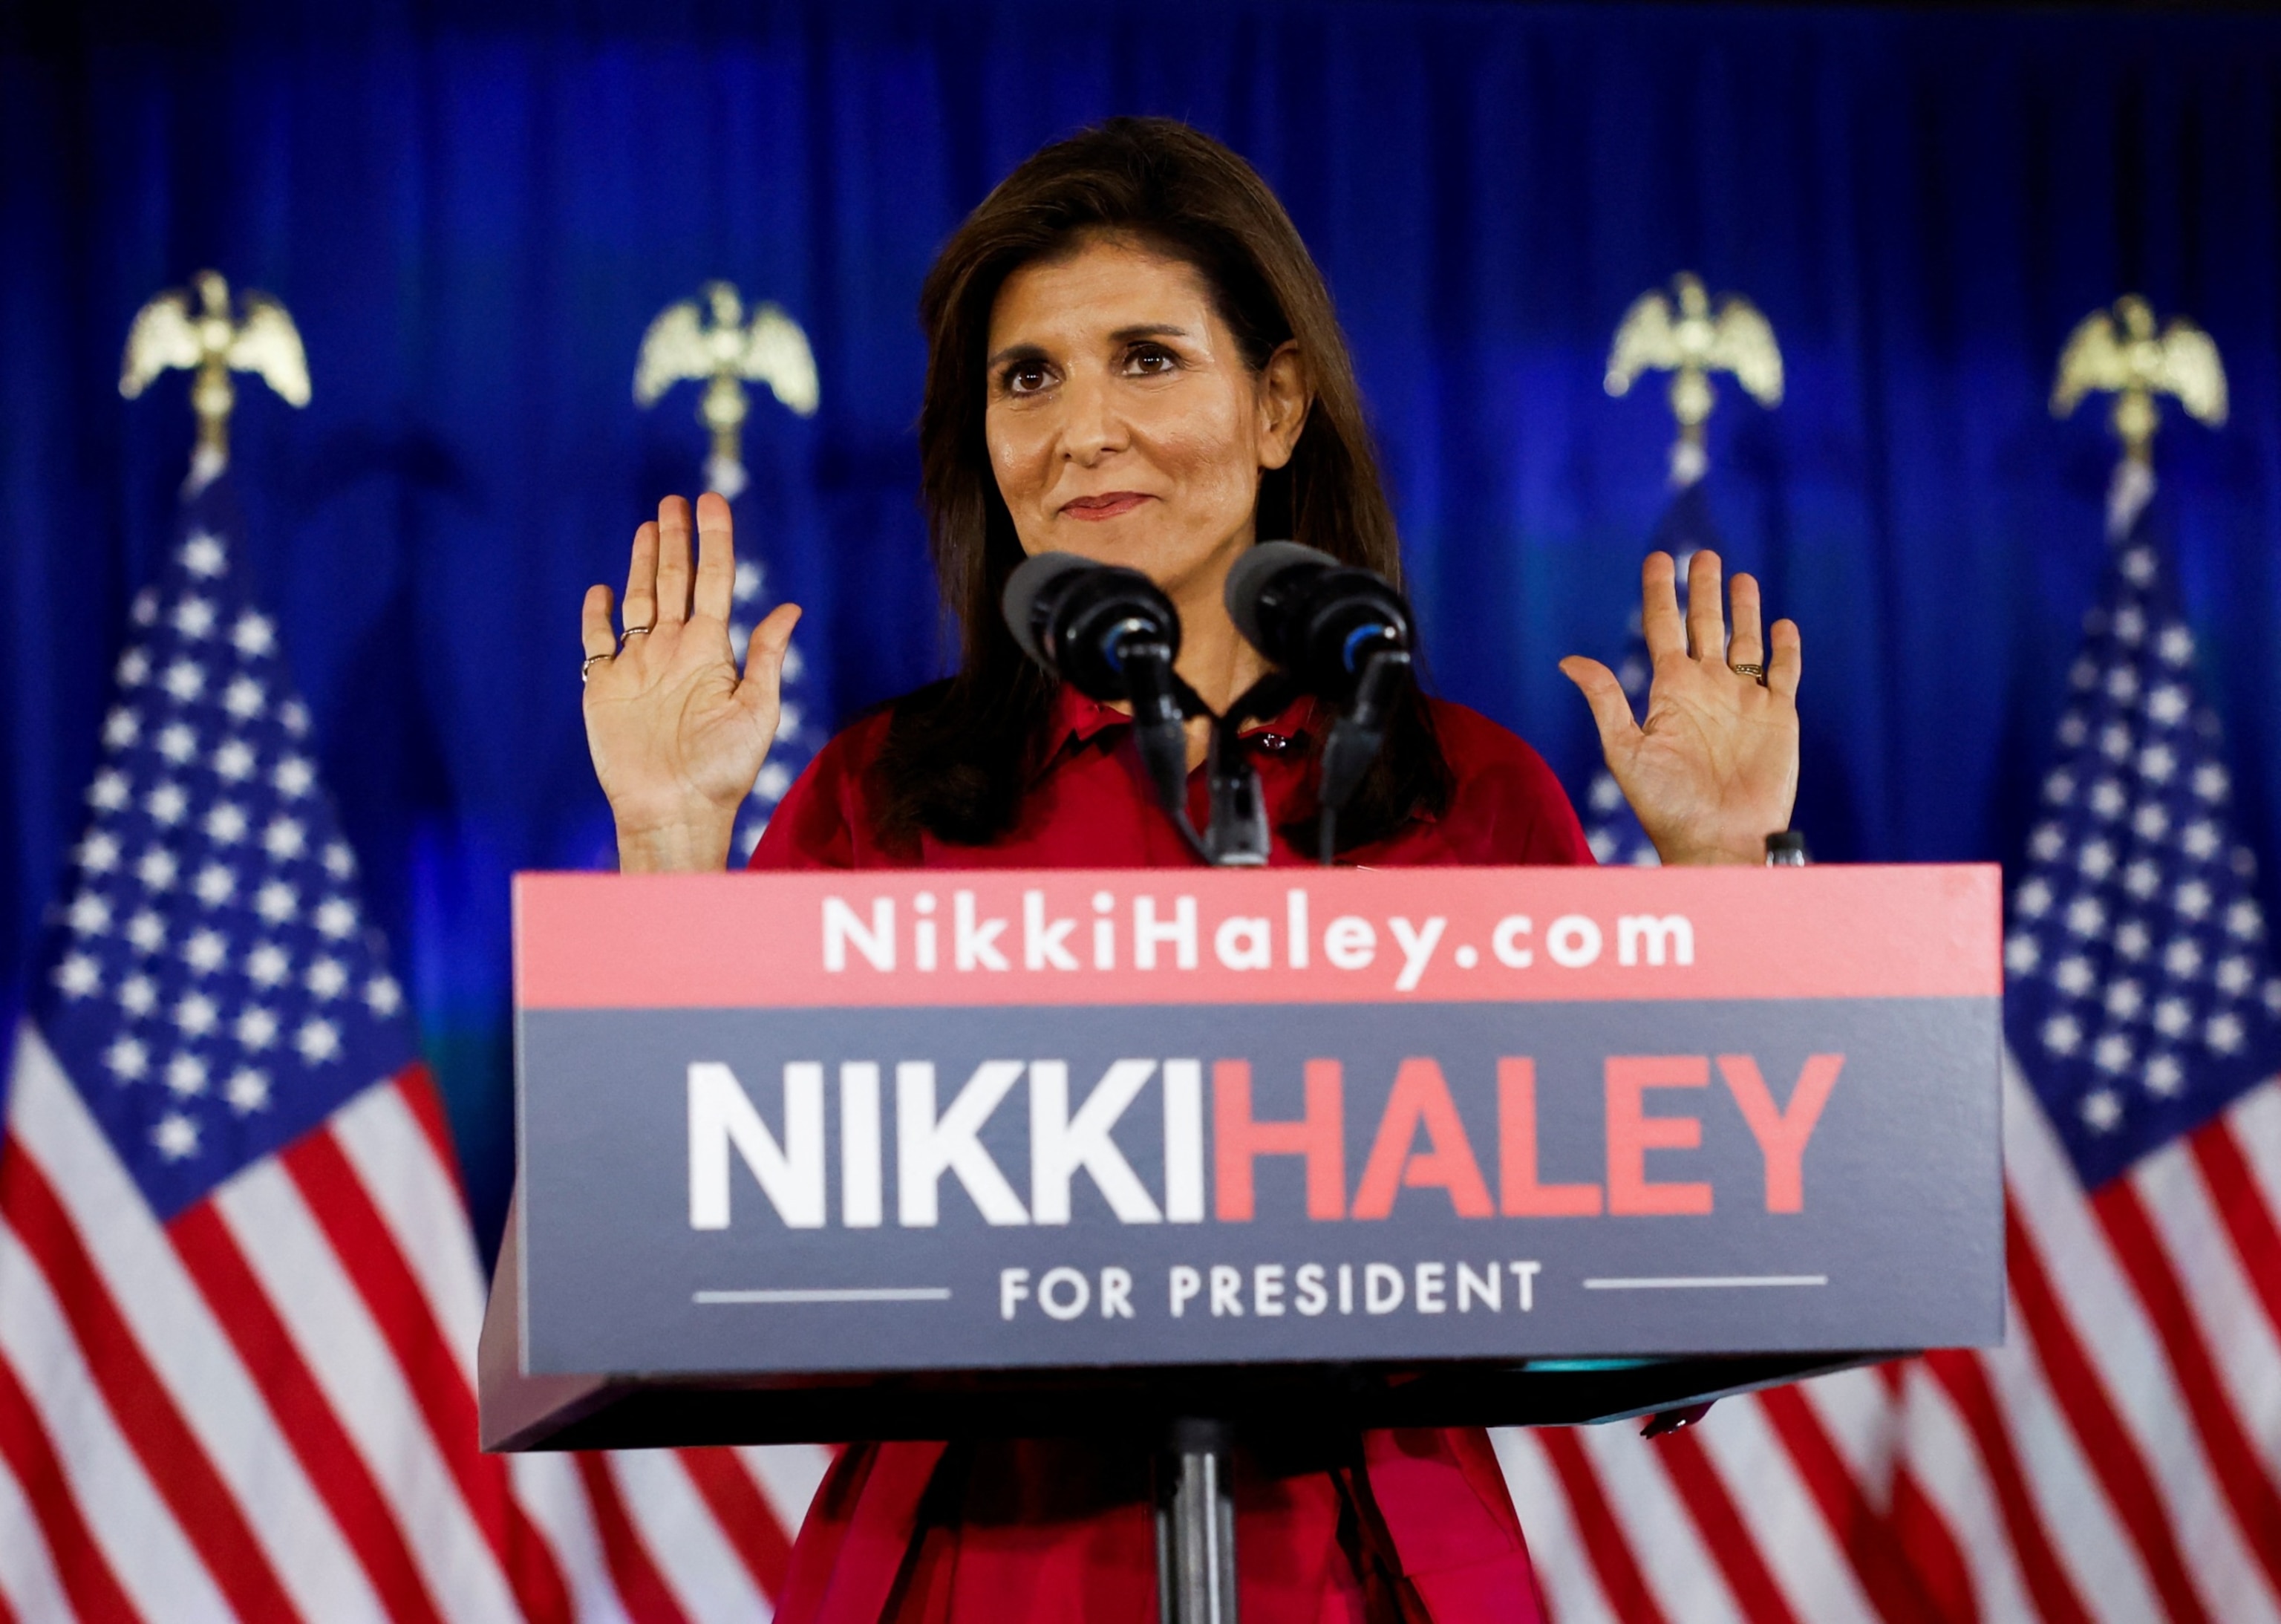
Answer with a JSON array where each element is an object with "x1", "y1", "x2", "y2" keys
[
  {"x1": 1224, "y1": 541, "x2": 1337, "y2": 651},
  {"x1": 1000, "y1": 551, "x2": 1096, "y2": 668}
]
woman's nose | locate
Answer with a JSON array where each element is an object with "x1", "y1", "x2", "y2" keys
[{"x1": 1058, "y1": 370, "x2": 1126, "y2": 463}]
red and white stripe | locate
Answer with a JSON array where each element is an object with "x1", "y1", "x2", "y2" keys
[
  {"x1": 1499, "y1": 1058, "x2": 2281, "y2": 1624},
  {"x1": 22, "y1": 978, "x2": 2277, "y2": 1624},
  {"x1": 0, "y1": 1023, "x2": 829, "y2": 1623}
]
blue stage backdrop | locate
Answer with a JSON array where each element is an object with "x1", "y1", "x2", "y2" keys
[{"x1": 6, "y1": 1, "x2": 2281, "y2": 1258}]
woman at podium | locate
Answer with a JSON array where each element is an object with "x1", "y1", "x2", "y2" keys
[{"x1": 581, "y1": 118, "x2": 1799, "y2": 1624}]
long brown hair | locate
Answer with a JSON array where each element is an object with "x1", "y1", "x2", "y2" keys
[{"x1": 870, "y1": 116, "x2": 1451, "y2": 850}]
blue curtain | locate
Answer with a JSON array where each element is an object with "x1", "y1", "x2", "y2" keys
[{"x1": 7, "y1": 0, "x2": 2281, "y2": 1256}]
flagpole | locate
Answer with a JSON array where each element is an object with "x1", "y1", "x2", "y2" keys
[
  {"x1": 635, "y1": 281, "x2": 826, "y2": 860},
  {"x1": 1583, "y1": 273, "x2": 1784, "y2": 867}
]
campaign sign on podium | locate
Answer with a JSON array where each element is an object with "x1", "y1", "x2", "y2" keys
[{"x1": 483, "y1": 865, "x2": 2003, "y2": 1449}]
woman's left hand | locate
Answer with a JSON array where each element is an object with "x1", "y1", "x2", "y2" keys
[{"x1": 1559, "y1": 550, "x2": 1801, "y2": 866}]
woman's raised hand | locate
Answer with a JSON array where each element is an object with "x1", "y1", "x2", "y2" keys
[
  {"x1": 581, "y1": 494, "x2": 800, "y2": 872},
  {"x1": 1559, "y1": 550, "x2": 1801, "y2": 867}
]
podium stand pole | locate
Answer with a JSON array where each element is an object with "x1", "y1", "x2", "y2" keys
[{"x1": 1155, "y1": 1418, "x2": 1238, "y2": 1624}]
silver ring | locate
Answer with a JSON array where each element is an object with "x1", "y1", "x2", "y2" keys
[
  {"x1": 581, "y1": 652, "x2": 610, "y2": 685},
  {"x1": 1729, "y1": 662, "x2": 1766, "y2": 685},
  {"x1": 620, "y1": 625, "x2": 653, "y2": 639}
]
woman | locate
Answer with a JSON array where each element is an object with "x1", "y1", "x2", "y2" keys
[{"x1": 581, "y1": 119, "x2": 1799, "y2": 1623}]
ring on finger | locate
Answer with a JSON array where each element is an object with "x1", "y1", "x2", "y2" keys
[
  {"x1": 1729, "y1": 662, "x2": 1767, "y2": 684},
  {"x1": 620, "y1": 625, "x2": 654, "y2": 641},
  {"x1": 581, "y1": 651, "x2": 611, "y2": 685}
]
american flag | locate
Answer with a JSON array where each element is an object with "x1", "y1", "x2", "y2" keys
[
  {"x1": 0, "y1": 480, "x2": 826, "y2": 1622},
  {"x1": 1578, "y1": 481, "x2": 1719, "y2": 868},
  {"x1": 2001, "y1": 472, "x2": 2281, "y2": 1184},
  {"x1": 728, "y1": 498, "x2": 825, "y2": 864},
  {"x1": 1500, "y1": 466, "x2": 2281, "y2": 1622}
]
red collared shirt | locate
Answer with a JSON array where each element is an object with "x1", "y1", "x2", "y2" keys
[
  {"x1": 754, "y1": 685, "x2": 1593, "y2": 871},
  {"x1": 751, "y1": 686, "x2": 1586, "y2": 1624}
]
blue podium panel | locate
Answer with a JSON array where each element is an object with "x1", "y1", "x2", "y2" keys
[{"x1": 486, "y1": 865, "x2": 2001, "y2": 1449}]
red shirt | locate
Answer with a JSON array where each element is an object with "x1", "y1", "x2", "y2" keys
[
  {"x1": 752, "y1": 686, "x2": 1589, "y2": 1624},
  {"x1": 757, "y1": 685, "x2": 1593, "y2": 872}
]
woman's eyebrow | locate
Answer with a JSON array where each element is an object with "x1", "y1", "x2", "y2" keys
[
  {"x1": 986, "y1": 325, "x2": 1192, "y2": 369},
  {"x1": 985, "y1": 341, "x2": 1050, "y2": 368}
]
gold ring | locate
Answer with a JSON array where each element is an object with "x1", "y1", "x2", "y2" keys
[
  {"x1": 621, "y1": 625, "x2": 653, "y2": 639},
  {"x1": 1729, "y1": 662, "x2": 1766, "y2": 683},
  {"x1": 581, "y1": 652, "x2": 610, "y2": 685}
]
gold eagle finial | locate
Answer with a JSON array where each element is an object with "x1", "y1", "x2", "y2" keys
[
  {"x1": 635, "y1": 281, "x2": 818, "y2": 500},
  {"x1": 2052, "y1": 295, "x2": 2226, "y2": 469},
  {"x1": 120, "y1": 270, "x2": 310, "y2": 492},
  {"x1": 1605, "y1": 273, "x2": 1783, "y2": 486}
]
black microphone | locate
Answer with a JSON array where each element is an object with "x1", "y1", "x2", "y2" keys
[
  {"x1": 1003, "y1": 552, "x2": 1181, "y2": 698},
  {"x1": 1224, "y1": 541, "x2": 1412, "y2": 702},
  {"x1": 1224, "y1": 542, "x2": 1416, "y2": 862},
  {"x1": 1002, "y1": 552, "x2": 1201, "y2": 853}
]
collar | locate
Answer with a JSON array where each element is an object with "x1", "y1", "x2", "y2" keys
[
  {"x1": 1046, "y1": 681, "x2": 1319, "y2": 757},
  {"x1": 1042, "y1": 681, "x2": 1442, "y2": 835}
]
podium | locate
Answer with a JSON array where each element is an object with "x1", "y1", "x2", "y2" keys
[{"x1": 483, "y1": 862, "x2": 2002, "y2": 1612}]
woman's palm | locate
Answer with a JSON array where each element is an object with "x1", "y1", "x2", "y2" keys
[
  {"x1": 581, "y1": 494, "x2": 799, "y2": 870},
  {"x1": 1561, "y1": 550, "x2": 1801, "y2": 866}
]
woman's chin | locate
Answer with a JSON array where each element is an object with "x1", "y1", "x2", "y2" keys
[{"x1": 1040, "y1": 515, "x2": 1161, "y2": 562}]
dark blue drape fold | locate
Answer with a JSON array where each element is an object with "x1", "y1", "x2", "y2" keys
[{"x1": 7, "y1": 1, "x2": 2281, "y2": 1251}]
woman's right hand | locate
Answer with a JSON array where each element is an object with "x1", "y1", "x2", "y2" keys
[{"x1": 581, "y1": 492, "x2": 800, "y2": 873}]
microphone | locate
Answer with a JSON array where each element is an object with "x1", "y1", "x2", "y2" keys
[
  {"x1": 1002, "y1": 551, "x2": 1182, "y2": 699},
  {"x1": 1002, "y1": 552, "x2": 1201, "y2": 852},
  {"x1": 1224, "y1": 543, "x2": 1416, "y2": 862},
  {"x1": 1224, "y1": 542, "x2": 1412, "y2": 702}
]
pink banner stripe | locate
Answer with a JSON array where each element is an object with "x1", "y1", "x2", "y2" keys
[{"x1": 516, "y1": 865, "x2": 2001, "y2": 1011}]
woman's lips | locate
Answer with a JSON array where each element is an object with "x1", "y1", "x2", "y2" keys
[{"x1": 1060, "y1": 492, "x2": 1152, "y2": 521}]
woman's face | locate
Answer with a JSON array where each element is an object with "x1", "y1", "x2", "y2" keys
[{"x1": 984, "y1": 235, "x2": 1309, "y2": 613}]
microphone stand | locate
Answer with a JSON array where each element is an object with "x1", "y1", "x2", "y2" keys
[
  {"x1": 1313, "y1": 645, "x2": 1411, "y2": 866},
  {"x1": 1137, "y1": 661, "x2": 1408, "y2": 1619},
  {"x1": 1201, "y1": 673, "x2": 1302, "y2": 867},
  {"x1": 1123, "y1": 659, "x2": 1305, "y2": 871},
  {"x1": 1155, "y1": 1417, "x2": 1237, "y2": 1624},
  {"x1": 1120, "y1": 640, "x2": 1215, "y2": 866},
  {"x1": 1141, "y1": 648, "x2": 1409, "y2": 873},
  {"x1": 1140, "y1": 670, "x2": 1302, "y2": 1623}
]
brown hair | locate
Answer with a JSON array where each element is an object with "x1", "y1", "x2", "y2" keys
[{"x1": 870, "y1": 115, "x2": 1450, "y2": 850}]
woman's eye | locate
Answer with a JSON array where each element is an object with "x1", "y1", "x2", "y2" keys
[
  {"x1": 1003, "y1": 362, "x2": 1053, "y2": 395},
  {"x1": 1125, "y1": 344, "x2": 1178, "y2": 376}
]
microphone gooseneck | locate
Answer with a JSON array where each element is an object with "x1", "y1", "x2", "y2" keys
[
  {"x1": 1224, "y1": 542, "x2": 1417, "y2": 864},
  {"x1": 1001, "y1": 552, "x2": 1207, "y2": 859},
  {"x1": 1002, "y1": 548, "x2": 1418, "y2": 868}
]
